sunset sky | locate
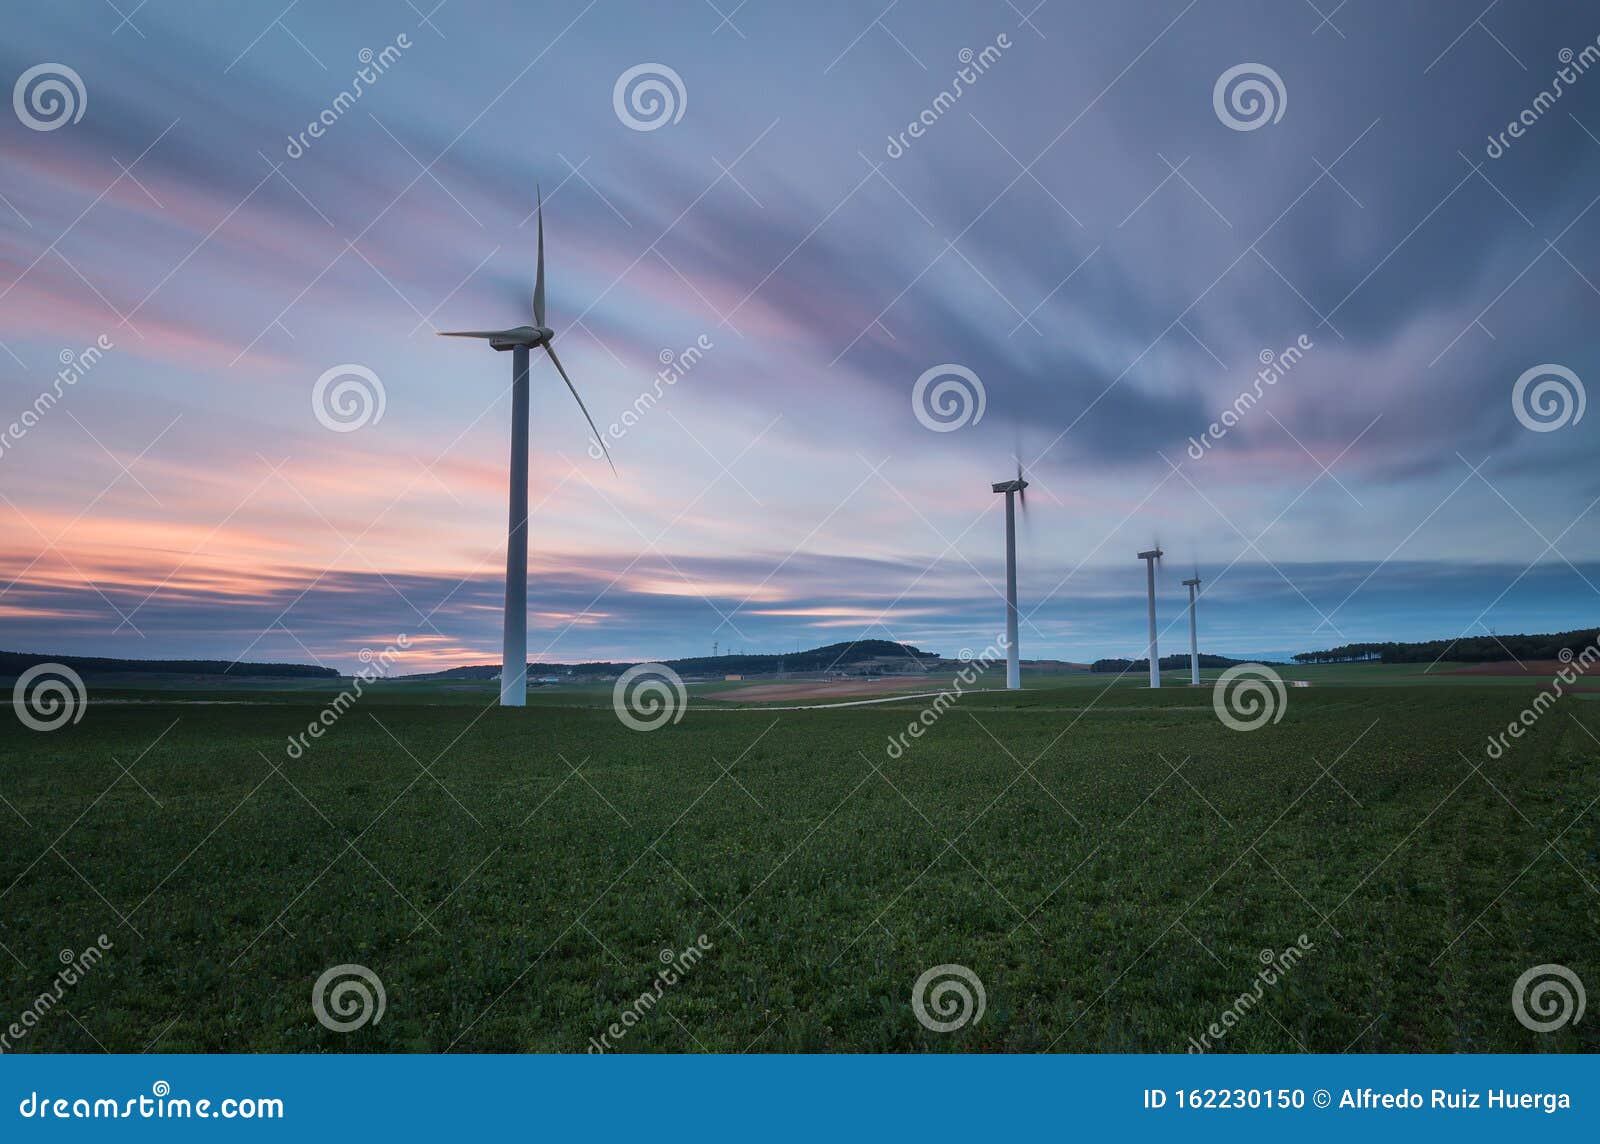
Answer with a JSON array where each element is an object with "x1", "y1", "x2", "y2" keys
[{"x1": 2, "y1": 1, "x2": 1596, "y2": 673}]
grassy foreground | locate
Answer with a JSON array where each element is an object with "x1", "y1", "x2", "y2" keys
[{"x1": 1, "y1": 675, "x2": 1596, "y2": 1052}]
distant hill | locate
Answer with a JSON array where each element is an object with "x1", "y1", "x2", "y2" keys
[
  {"x1": 1294, "y1": 627, "x2": 1599, "y2": 665},
  {"x1": 409, "y1": 639, "x2": 941, "y2": 681},
  {"x1": 0, "y1": 650, "x2": 339, "y2": 679},
  {"x1": 1091, "y1": 653, "x2": 1256, "y2": 673}
]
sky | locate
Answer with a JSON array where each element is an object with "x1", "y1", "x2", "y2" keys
[{"x1": 1, "y1": 0, "x2": 1597, "y2": 673}]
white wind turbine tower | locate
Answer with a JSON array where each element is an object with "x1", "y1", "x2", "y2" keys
[
  {"x1": 1137, "y1": 545, "x2": 1164, "y2": 688},
  {"x1": 438, "y1": 188, "x2": 614, "y2": 707},
  {"x1": 1183, "y1": 570, "x2": 1202, "y2": 686},
  {"x1": 992, "y1": 463, "x2": 1028, "y2": 690}
]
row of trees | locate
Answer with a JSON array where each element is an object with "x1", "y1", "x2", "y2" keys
[
  {"x1": 1291, "y1": 644, "x2": 1386, "y2": 664},
  {"x1": 1294, "y1": 628, "x2": 1600, "y2": 665},
  {"x1": 1091, "y1": 653, "x2": 1245, "y2": 673},
  {"x1": 0, "y1": 650, "x2": 339, "y2": 678},
  {"x1": 667, "y1": 639, "x2": 939, "y2": 676}
]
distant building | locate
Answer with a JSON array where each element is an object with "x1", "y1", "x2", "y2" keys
[{"x1": 724, "y1": 674, "x2": 743, "y2": 681}]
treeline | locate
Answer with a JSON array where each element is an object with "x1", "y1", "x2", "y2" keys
[
  {"x1": 1091, "y1": 653, "x2": 1245, "y2": 673},
  {"x1": 1293, "y1": 644, "x2": 1386, "y2": 664},
  {"x1": 420, "y1": 639, "x2": 940, "y2": 680},
  {"x1": 0, "y1": 650, "x2": 339, "y2": 678},
  {"x1": 1294, "y1": 628, "x2": 1600, "y2": 665},
  {"x1": 660, "y1": 639, "x2": 939, "y2": 676}
]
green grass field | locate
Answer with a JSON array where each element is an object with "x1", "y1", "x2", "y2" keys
[{"x1": 2, "y1": 669, "x2": 1596, "y2": 1052}]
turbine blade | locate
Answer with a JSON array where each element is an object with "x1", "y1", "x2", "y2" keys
[
  {"x1": 533, "y1": 185, "x2": 545, "y2": 327},
  {"x1": 437, "y1": 331, "x2": 506, "y2": 339},
  {"x1": 544, "y1": 341, "x2": 615, "y2": 474}
]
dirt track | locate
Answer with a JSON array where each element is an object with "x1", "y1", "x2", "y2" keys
[{"x1": 1437, "y1": 659, "x2": 1593, "y2": 679}]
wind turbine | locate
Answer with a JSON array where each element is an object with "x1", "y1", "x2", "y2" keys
[
  {"x1": 438, "y1": 188, "x2": 613, "y2": 708},
  {"x1": 1137, "y1": 545, "x2": 1164, "y2": 688},
  {"x1": 1183, "y1": 570, "x2": 1202, "y2": 686},
  {"x1": 991, "y1": 463, "x2": 1028, "y2": 690}
]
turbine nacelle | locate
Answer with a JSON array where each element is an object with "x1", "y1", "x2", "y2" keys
[
  {"x1": 1137, "y1": 548, "x2": 1164, "y2": 561},
  {"x1": 991, "y1": 478, "x2": 1028, "y2": 494},
  {"x1": 437, "y1": 325, "x2": 554, "y2": 351}
]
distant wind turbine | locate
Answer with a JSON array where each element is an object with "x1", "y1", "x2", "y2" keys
[
  {"x1": 1137, "y1": 545, "x2": 1164, "y2": 689},
  {"x1": 1183, "y1": 570, "x2": 1202, "y2": 686},
  {"x1": 992, "y1": 463, "x2": 1028, "y2": 690},
  {"x1": 438, "y1": 187, "x2": 614, "y2": 708}
]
